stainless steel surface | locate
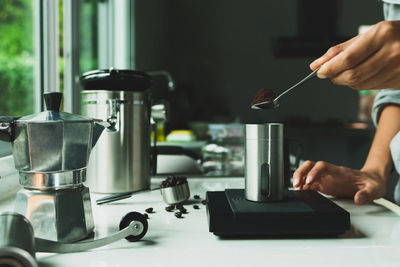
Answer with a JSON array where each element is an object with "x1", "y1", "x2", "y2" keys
[
  {"x1": 11, "y1": 120, "x2": 103, "y2": 173},
  {"x1": 82, "y1": 90, "x2": 151, "y2": 193},
  {"x1": 0, "y1": 93, "x2": 106, "y2": 173},
  {"x1": 14, "y1": 185, "x2": 94, "y2": 242},
  {"x1": 245, "y1": 123, "x2": 284, "y2": 202},
  {"x1": 0, "y1": 212, "x2": 37, "y2": 267},
  {"x1": 151, "y1": 103, "x2": 168, "y2": 123},
  {"x1": 19, "y1": 168, "x2": 86, "y2": 189},
  {"x1": 160, "y1": 183, "x2": 190, "y2": 205},
  {"x1": 251, "y1": 66, "x2": 321, "y2": 109},
  {"x1": 1, "y1": 112, "x2": 105, "y2": 174}
]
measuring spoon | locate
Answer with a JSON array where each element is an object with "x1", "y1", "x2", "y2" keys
[{"x1": 251, "y1": 66, "x2": 322, "y2": 109}]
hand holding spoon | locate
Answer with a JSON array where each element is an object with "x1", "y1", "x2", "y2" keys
[{"x1": 251, "y1": 66, "x2": 322, "y2": 109}]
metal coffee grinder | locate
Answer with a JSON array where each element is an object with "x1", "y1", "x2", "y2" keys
[{"x1": 0, "y1": 92, "x2": 107, "y2": 242}]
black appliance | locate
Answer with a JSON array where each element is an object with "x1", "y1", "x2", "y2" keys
[{"x1": 206, "y1": 189, "x2": 350, "y2": 237}]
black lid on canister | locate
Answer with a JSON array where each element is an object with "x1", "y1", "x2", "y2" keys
[{"x1": 80, "y1": 68, "x2": 152, "y2": 91}]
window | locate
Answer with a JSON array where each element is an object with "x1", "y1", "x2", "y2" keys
[
  {"x1": 0, "y1": 0, "x2": 36, "y2": 198},
  {"x1": 80, "y1": 0, "x2": 98, "y2": 74},
  {"x1": 0, "y1": 0, "x2": 131, "y2": 176},
  {"x1": 0, "y1": 0, "x2": 35, "y2": 156}
]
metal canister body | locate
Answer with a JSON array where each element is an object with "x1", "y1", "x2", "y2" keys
[
  {"x1": 0, "y1": 212, "x2": 37, "y2": 267},
  {"x1": 82, "y1": 90, "x2": 151, "y2": 193},
  {"x1": 245, "y1": 123, "x2": 284, "y2": 202}
]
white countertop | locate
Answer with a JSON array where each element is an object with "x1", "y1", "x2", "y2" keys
[{"x1": 2, "y1": 177, "x2": 400, "y2": 267}]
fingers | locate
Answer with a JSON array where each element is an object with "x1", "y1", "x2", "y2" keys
[
  {"x1": 328, "y1": 45, "x2": 387, "y2": 89},
  {"x1": 310, "y1": 35, "x2": 359, "y2": 71},
  {"x1": 293, "y1": 160, "x2": 315, "y2": 189},
  {"x1": 348, "y1": 58, "x2": 400, "y2": 90},
  {"x1": 318, "y1": 25, "x2": 383, "y2": 79},
  {"x1": 353, "y1": 173, "x2": 387, "y2": 205},
  {"x1": 303, "y1": 161, "x2": 334, "y2": 186},
  {"x1": 354, "y1": 189, "x2": 374, "y2": 205},
  {"x1": 293, "y1": 160, "x2": 334, "y2": 189}
]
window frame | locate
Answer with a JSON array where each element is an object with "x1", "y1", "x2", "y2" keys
[
  {"x1": 0, "y1": 0, "x2": 60, "y2": 198},
  {"x1": 0, "y1": 0, "x2": 136, "y2": 198}
]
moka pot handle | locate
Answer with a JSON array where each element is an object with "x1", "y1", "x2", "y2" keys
[{"x1": 0, "y1": 116, "x2": 18, "y2": 142}]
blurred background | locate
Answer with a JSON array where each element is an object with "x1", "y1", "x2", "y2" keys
[{"x1": 0, "y1": 0, "x2": 385, "y2": 172}]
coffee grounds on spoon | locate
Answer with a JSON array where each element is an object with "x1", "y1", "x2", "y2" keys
[{"x1": 251, "y1": 88, "x2": 277, "y2": 106}]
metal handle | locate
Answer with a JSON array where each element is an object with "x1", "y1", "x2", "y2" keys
[
  {"x1": 35, "y1": 220, "x2": 143, "y2": 253},
  {"x1": 44, "y1": 92, "x2": 63, "y2": 111},
  {"x1": 0, "y1": 116, "x2": 17, "y2": 142},
  {"x1": 274, "y1": 65, "x2": 322, "y2": 102},
  {"x1": 106, "y1": 99, "x2": 120, "y2": 132}
]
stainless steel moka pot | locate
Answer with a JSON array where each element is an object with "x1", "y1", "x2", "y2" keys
[
  {"x1": 0, "y1": 92, "x2": 107, "y2": 242},
  {"x1": 245, "y1": 123, "x2": 284, "y2": 202}
]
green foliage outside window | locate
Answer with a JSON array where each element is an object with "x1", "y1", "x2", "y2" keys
[{"x1": 0, "y1": 0, "x2": 34, "y2": 116}]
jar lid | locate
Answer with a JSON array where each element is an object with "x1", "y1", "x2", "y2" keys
[{"x1": 80, "y1": 68, "x2": 152, "y2": 91}]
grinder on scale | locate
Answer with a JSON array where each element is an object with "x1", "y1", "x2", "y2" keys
[{"x1": 206, "y1": 71, "x2": 351, "y2": 237}]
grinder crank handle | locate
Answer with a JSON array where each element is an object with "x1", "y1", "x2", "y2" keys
[{"x1": 36, "y1": 212, "x2": 148, "y2": 253}]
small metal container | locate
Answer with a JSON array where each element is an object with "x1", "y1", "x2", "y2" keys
[
  {"x1": 0, "y1": 212, "x2": 37, "y2": 267},
  {"x1": 160, "y1": 183, "x2": 190, "y2": 205},
  {"x1": 245, "y1": 123, "x2": 284, "y2": 202}
]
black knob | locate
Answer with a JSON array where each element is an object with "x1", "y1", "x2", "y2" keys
[{"x1": 44, "y1": 92, "x2": 63, "y2": 111}]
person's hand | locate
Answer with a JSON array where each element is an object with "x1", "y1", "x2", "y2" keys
[
  {"x1": 311, "y1": 20, "x2": 400, "y2": 90},
  {"x1": 293, "y1": 160, "x2": 387, "y2": 205}
]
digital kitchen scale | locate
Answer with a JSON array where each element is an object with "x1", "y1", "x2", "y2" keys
[{"x1": 206, "y1": 189, "x2": 350, "y2": 237}]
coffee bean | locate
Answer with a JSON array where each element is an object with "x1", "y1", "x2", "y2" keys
[
  {"x1": 159, "y1": 175, "x2": 188, "y2": 188},
  {"x1": 165, "y1": 205, "x2": 174, "y2": 212},
  {"x1": 193, "y1": 205, "x2": 199, "y2": 209},
  {"x1": 145, "y1": 207, "x2": 153, "y2": 213},
  {"x1": 194, "y1": 195, "x2": 200, "y2": 199},
  {"x1": 175, "y1": 212, "x2": 183, "y2": 218},
  {"x1": 201, "y1": 200, "x2": 207, "y2": 205},
  {"x1": 179, "y1": 207, "x2": 187, "y2": 214},
  {"x1": 144, "y1": 213, "x2": 149, "y2": 219}
]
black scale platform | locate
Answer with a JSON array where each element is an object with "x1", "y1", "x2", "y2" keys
[{"x1": 206, "y1": 189, "x2": 350, "y2": 237}]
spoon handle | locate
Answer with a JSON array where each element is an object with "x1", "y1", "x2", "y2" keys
[{"x1": 274, "y1": 65, "x2": 322, "y2": 102}]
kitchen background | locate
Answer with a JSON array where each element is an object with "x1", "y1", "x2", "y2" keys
[
  {"x1": 133, "y1": 0, "x2": 382, "y2": 171},
  {"x1": 0, "y1": 0, "x2": 387, "y2": 175}
]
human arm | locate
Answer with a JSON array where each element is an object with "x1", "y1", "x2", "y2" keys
[
  {"x1": 310, "y1": 20, "x2": 400, "y2": 90},
  {"x1": 293, "y1": 104, "x2": 400, "y2": 205}
]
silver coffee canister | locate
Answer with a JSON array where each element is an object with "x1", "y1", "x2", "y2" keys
[
  {"x1": 245, "y1": 123, "x2": 284, "y2": 202},
  {"x1": 81, "y1": 69, "x2": 152, "y2": 193}
]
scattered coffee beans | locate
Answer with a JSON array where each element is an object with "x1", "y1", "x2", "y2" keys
[
  {"x1": 201, "y1": 200, "x2": 207, "y2": 205},
  {"x1": 165, "y1": 205, "x2": 174, "y2": 212},
  {"x1": 160, "y1": 175, "x2": 187, "y2": 188},
  {"x1": 179, "y1": 207, "x2": 187, "y2": 214},
  {"x1": 194, "y1": 195, "x2": 200, "y2": 199},
  {"x1": 175, "y1": 212, "x2": 183, "y2": 218},
  {"x1": 193, "y1": 205, "x2": 199, "y2": 209},
  {"x1": 145, "y1": 207, "x2": 154, "y2": 213},
  {"x1": 144, "y1": 213, "x2": 149, "y2": 219}
]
